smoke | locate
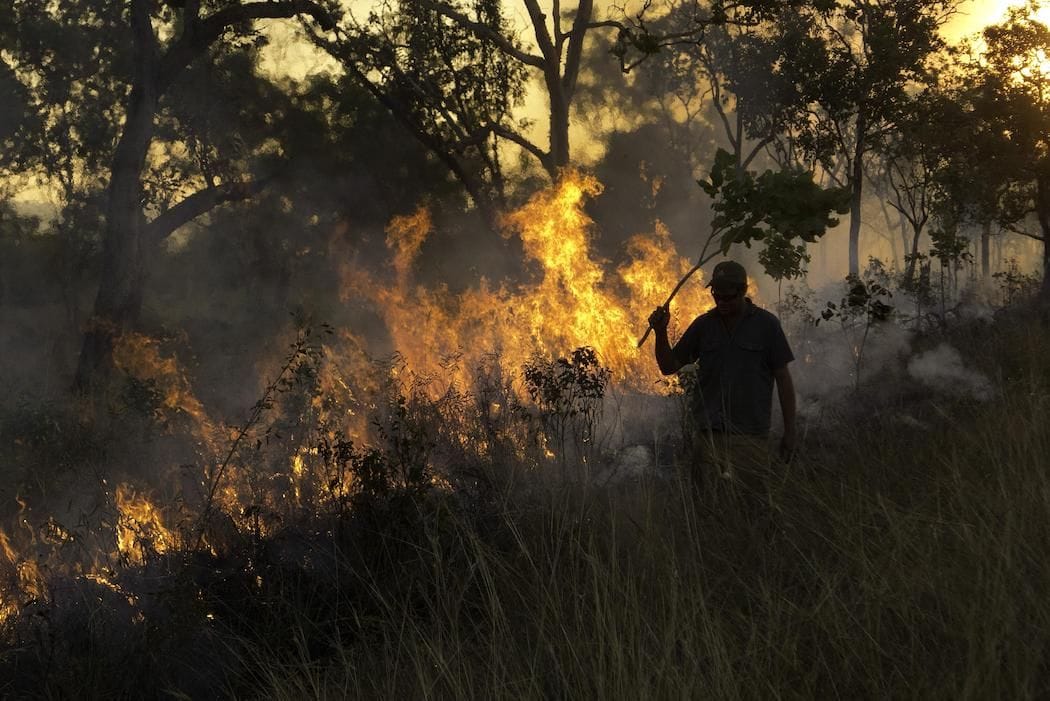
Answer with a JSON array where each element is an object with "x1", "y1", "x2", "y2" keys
[{"x1": 907, "y1": 343, "x2": 993, "y2": 401}]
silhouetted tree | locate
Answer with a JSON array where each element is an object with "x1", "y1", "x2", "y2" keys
[
  {"x1": 309, "y1": 0, "x2": 526, "y2": 224},
  {"x1": 769, "y1": 0, "x2": 958, "y2": 277},
  {"x1": 1, "y1": 0, "x2": 336, "y2": 389},
  {"x1": 947, "y1": 4, "x2": 1050, "y2": 299}
]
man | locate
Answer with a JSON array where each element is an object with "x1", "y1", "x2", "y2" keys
[{"x1": 649, "y1": 260, "x2": 797, "y2": 492}]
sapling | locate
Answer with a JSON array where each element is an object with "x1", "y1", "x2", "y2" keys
[
  {"x1": 817, "y1": 265, "x2": 895, "y2": 392},
  {"x1": 930, "y1": 224, "x2": 974, "y2": 322},
  {"x1": 902, "y1": 251, "x2": 934, "y2": 329},
  {"x1": 993, "y1": 257, "x2": 1041, "y2": 307},
  {"x1": 522, "y1": 346, "x2": 610, "y2": 477},
  {"x1": 193, "y1": 321, "x2": 329, "y2": 550}
]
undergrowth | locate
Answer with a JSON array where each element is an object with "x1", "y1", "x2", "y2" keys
[{"x1": 0, "y1": 306, "x2": 1047, "y2": 699}]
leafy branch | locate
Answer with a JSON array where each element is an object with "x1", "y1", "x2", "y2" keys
[
  {"x1": 192, "y1": 323, "x2": 329, "y2": 551},
  {"x1": 637, "y1": 148, "x2": 849, "y2": 346}
]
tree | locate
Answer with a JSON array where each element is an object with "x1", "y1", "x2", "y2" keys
[
  {"x1": 0, "y1": 2, "x2": 128, "y2": 336},
  {"x1": 876, "y1": 89, "x2": 942, "y2": 284},
  {"x1": 951, "y1": 3, "x2": 1050, "y2": 301},
  {"x1": 2, "y1": 0, "x2": 336, "y2": 389},
  {"x1": 315, "y1": 0, "x2": 598, "y2": 201},
  {"x1": 666, "y1": 3, "x2": 808, "y2": 173},
  {"x1": 317, "y1": 0, "x2": 773, "y2": 203},
  {"x1": 309, "y1": 0, "x2": 527, "y2": 223},
  {"x1": 769, "y1": 0, "x2": 958, "y2": 277}
]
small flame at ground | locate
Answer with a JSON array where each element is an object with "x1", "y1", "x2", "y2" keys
[
  {"x1": 112, "y1": 332, "x2": 224, "y2": 452},
  {"x1": 115, "y1": 483, "x2": 174, "y2": 566}
]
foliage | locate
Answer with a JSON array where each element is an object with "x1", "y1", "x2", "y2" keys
[
  {"x1": 315, "y1": 426, "x2": 431, "y2": 518},
  {"x1": 698, "y1": 147, "x2": 849, "y2": 278},
  {"x1": 819, "y1": 278, "x2": 894, "y2": 329},
  {"x1": 817, "y1": 262, "x2": 895, "y2": 390},
  {"x1": 993, "y1": 258, "x2": 1042, "y2": 307},
  {"x1": 315, "y1": 0, "x2": 527, "y2": 214},
  {"x1": 649, "y1": 2, "x2": 809, "y2": 171},
  {"x1": 946, "y1": 2, "x2": 1050, "y2": 298},
  {"x1": 759, "y1": 232, "x2": 812, "y2": 282},
  {"x1": 929, "y1": 223, "x2": 972, "y2": 271},
  {"x1": 765, "y1": 0, "x2": 958, "y2": 275},
  {"x1": 0, "y1": 0, "x2": 127, "y2": 192},
  {"x1": 522, "y1": 347, "x2": 610, "y2": 471}
]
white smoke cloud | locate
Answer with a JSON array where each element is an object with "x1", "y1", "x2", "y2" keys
[{"x1": 907, "y1": 343, "x2": 993, "y2": 401}]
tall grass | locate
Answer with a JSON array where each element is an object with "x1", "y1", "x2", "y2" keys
[
  {"x1": 252, "y1": 313, "x2": 1050, "y2": 700},
  {"x1": 2, "y1": 312, "x2": 1047, "y2": 699}
]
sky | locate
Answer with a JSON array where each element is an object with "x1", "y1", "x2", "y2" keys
[
  {"x1": 254, "y1": 0, "x2": 1028, "y2": 78},
  {"x1": 248, "y1": 0, "x2": 1037, "y2": 170},
  {"x1": 8, "y1": 0, "x2": 1038, "y2": 212}
]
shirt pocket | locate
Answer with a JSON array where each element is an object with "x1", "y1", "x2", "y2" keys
[
  {"x1": 695, "y1": 336, "x2": 723, "y2": 381},
  {"x1": 735, "y1": 340, "x2": 767, "y2": 373},
  {"x1": 734, "y1": 340, "x2": 768, "y2": 365},
  {"x1": 736, "y1": 340, "x2": 763, "y2": 353}
]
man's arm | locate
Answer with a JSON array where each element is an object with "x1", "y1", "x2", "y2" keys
[
  {"x1": 774, "y1": 365, "x2": 797, "y2": 459},
  {"x1": 650, "y1": 306, "x2": 683, "y2": 375}
]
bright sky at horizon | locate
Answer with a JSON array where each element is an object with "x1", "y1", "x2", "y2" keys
[
  {"x1": 947, "y1": 0, "x2": 1046, "y2": 38},
  {"x1": 249, "y1": 0, "x2": 1045, "y2": 173},
  {"x1": 256, "y1": 0, "x2": 1037, "y2": 80},
  {"x1": 8, "y1": 0, "x2": 1043, "y2": 212}
]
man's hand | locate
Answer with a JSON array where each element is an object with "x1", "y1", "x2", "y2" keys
[
  {"x1": 650, "y1": 305, "x2": 682, "y2": 375},
  {"x1": 648, "y1": 305, "x2": 670, "y2": 334}
]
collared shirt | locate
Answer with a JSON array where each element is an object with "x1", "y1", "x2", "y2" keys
[{"x1": 672, "y1": 300, "x2": 794, "y2": 435}]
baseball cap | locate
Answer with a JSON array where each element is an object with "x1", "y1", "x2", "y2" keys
[{"x1": 706, "y1": 260, "x2": 748, "y2": 291}]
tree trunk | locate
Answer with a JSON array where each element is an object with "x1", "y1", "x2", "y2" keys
[
  {"x1": 1042, "y1": 237, "x2": 1050, "y2": 303},
  {"x1": 848, "y1": 120, "x2": 866, "y2": 278},
  {"x1": 904, "y1": 223, "x2": 922, "y2": 285},
  {"x1": 981, "y1": 220, "x2": 991, "y2": 280},
  {"x1": 899, "y1": 213, "x2": 909, "y2": 266},
  {"x1": 547, "y1": 78, "x2": 570, "y2": 175},
  {"x1": 73, "y1": 1, "x2": 160, "y2": 391},
  {"x1": 72, "y1": 0, "x2": 332, "y2": 391},
  {"x1": 1036, "y1": 176, "x2": 1050, "y2": 305},
  {"x1": 74, "y1": 78, "x2": 159, "y2": 391}
]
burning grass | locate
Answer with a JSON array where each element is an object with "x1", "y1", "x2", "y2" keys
[
  {"x1": 250, "y1": 310, "x2": 1050, "y2": 700},
  {"x1": 0, "y1": 306, "x2": 1046, "y2": 698}
]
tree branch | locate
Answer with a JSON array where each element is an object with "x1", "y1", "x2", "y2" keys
[
  {"x1": 1003, "y1": 222, "x2": 1046, "y2": 241},
  {"x1": 132, "y1": 0, "x2": 160, "y2": 75},
  {"x1": 489, "y1": 123, "x2": 552, "y2": 172},
  {"x1": 522, "y1": 0, "x2": 558, "y2": 63},
  {"x1": 417, "y1": 0, "x2": 546, "y2": 68},
  {"x1": 328, "y1": 52, "x2": 501, "y2": 220},
  {"x1": 741, "y1": 134, "x2": 776, "y2": 170},
  {"x1": 561, "y1": 0, "x2": 594, "y2": 99},
  {"x1": 146, "y1": 180, "x2": 271, "y2": 245},
  {"x1": 159, "y1": 0, "x2": 335, "y2": 90}
]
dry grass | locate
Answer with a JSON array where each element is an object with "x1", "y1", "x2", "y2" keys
[
  {"x1": 248, "y1": 313, "x2": 1050, "y2": 700},
  {"x1": 1, "y1": 311, "x2": 1047, "y2": 699}
]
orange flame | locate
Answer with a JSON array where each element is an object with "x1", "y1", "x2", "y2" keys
[
  {"x1": 0, "y1": 528, "x2": 46, "y2": 622},
  {"x1": 115, "y1": 483, "x2": 174, "y2": 566},
  {"x1": 112, "y1": 332, "x2": 224, "y2": 452},
  {"x1": 341, "y1": 169, "x2": 712, "y2": 394}
]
